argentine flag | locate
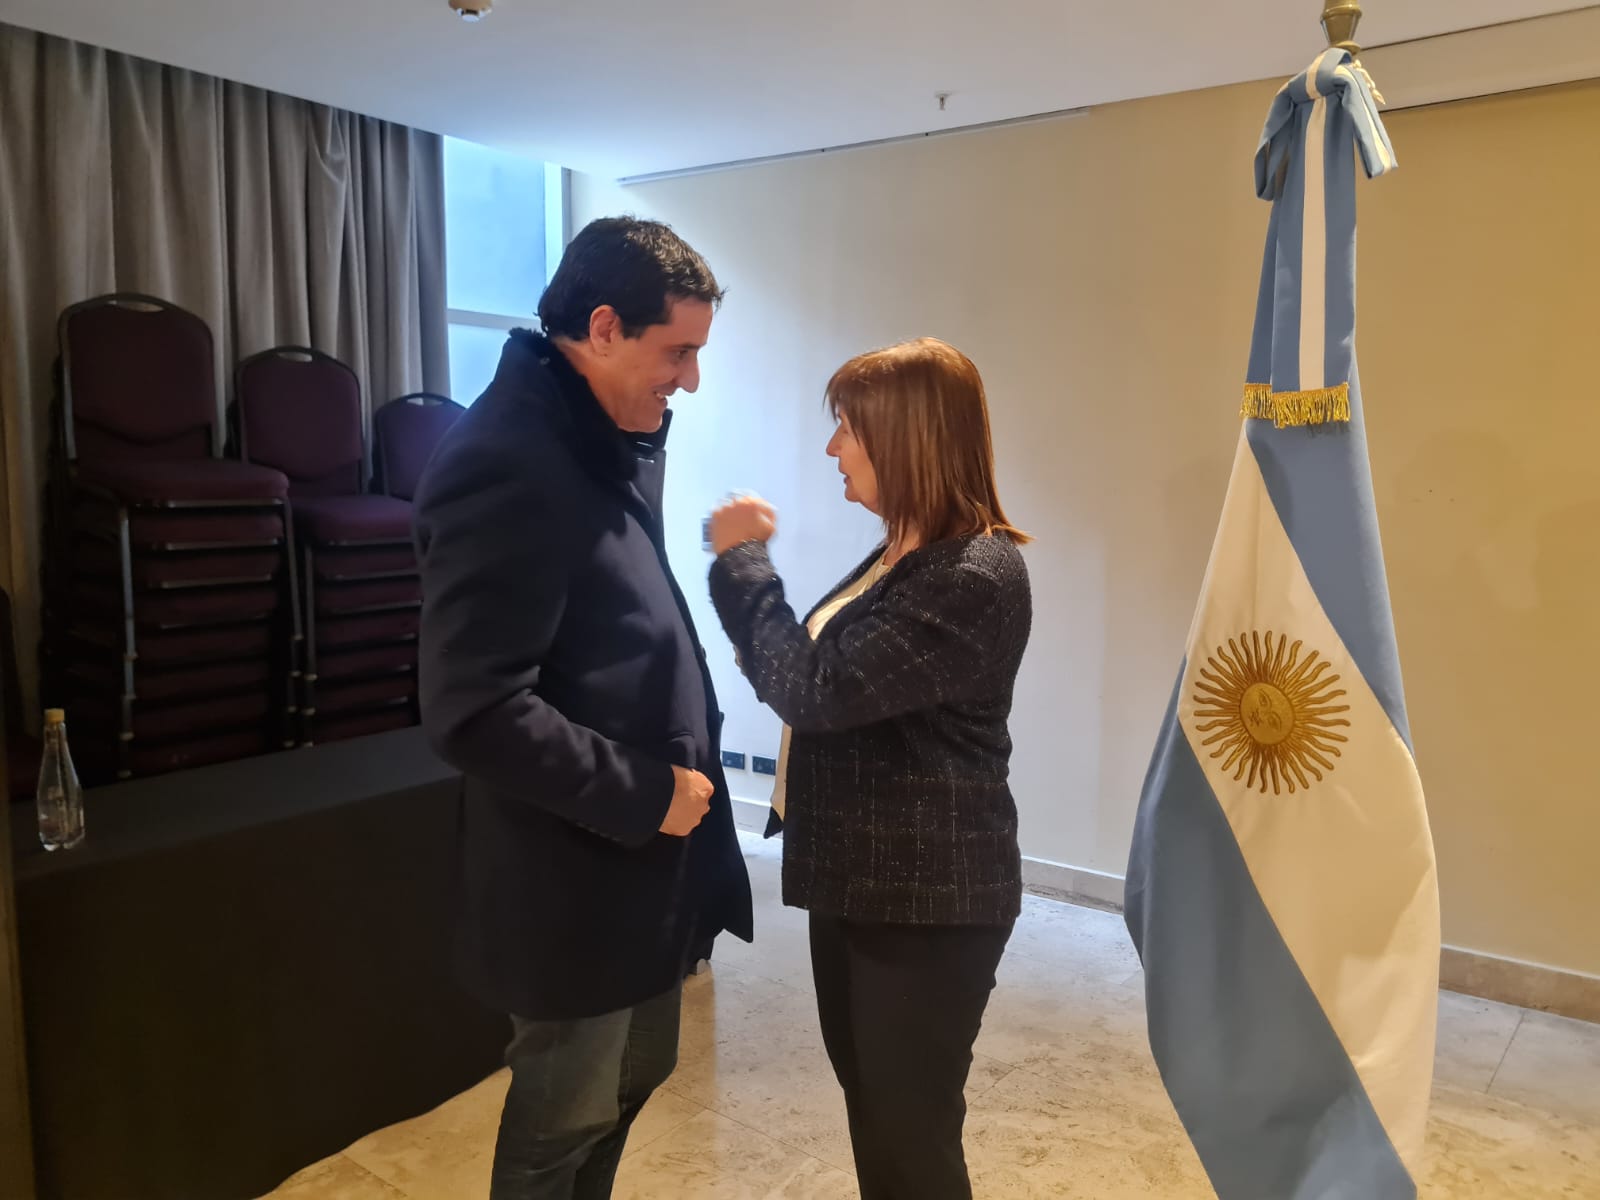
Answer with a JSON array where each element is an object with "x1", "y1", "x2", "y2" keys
[{"x1": 1125, "y1": 51, "x2": 1441, "y2": 1199}]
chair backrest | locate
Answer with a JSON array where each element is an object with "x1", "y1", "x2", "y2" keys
[
  {"x1": 374, "y1": 393, "x2": 465, "y2": 500},
  {"x1": 59, "y1": 294, "x2": 218, "y2": 468},
  {"x1": 236, "y1": 347, "x2": 365, "y2": 497}
]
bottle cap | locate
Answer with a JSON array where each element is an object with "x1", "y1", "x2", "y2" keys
[{"x1": 44, "y1": 708, "x2": 65, "y2": 725}]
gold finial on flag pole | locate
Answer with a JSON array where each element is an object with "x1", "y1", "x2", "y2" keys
[{"x1": 1322, "y1": 1, "x2": 1363, "y2": 59}]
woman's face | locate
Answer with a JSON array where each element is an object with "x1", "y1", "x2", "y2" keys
[{"x1": 826, "y1": 413, "x2": 879, "y2": 515}]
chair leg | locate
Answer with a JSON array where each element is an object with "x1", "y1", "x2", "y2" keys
[
  {"x1": 115, "y1": 510, "x2": 137, "y2": 780},
  {"x1": 280, "y1": 501, "x2": 306, "y2": 748},
  {"x1": 301, "y1": 542, "x2": 318, "y2": 746}
]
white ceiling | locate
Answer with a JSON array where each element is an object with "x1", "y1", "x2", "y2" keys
[{"x1": 0, "y1": 0, "x2": 1589, "y2": 178}]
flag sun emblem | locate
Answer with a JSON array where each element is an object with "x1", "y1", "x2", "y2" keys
[{"x1": 1192, "y1": 631, "x2": 1352, "y2": 794}]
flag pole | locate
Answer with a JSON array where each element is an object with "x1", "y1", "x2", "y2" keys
[{"x1": 1322, "y1": 1, "x2": 1364, "y2": 59}]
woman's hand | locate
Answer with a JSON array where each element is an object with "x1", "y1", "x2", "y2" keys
[{"x1": 710, "y1": 494, "x2": 777, "y2": 555}]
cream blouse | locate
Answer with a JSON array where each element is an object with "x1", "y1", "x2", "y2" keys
[{"x1": 768, "y1": 552, "x2": 889, "y2": 821}]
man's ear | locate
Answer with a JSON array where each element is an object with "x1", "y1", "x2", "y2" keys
[{"x1": 587, "y1": 305, "x2": 623, "y2": 353}]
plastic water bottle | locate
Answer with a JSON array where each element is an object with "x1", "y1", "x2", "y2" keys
[{"x1": 36, "y1": 708, "x2": 86, "y2": 851}]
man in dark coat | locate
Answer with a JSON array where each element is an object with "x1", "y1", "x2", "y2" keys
[{"x1": 414, "y1": 216, "x2": 753, "y2": 1199}]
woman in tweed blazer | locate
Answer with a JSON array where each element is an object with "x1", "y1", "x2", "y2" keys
[{"x1": 707, "y1": 338, "x2": 1032, "y2": 1200}]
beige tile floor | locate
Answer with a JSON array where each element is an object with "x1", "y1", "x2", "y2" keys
[{"x1": 267, "y1": 834, "x2": 1600, "y2": 1198}]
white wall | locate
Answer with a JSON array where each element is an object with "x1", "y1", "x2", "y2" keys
[{"x1": 572, "y1": 73, "x2": 1281, "y2": 887}]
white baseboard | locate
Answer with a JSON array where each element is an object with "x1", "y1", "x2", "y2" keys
[
  {"x1": 1441, "y1": 946, "x2": 1600, "y2": 1024},
  {"x1": 729, "y1": 795, "x2": 771, "y2": 835},
  {"x1": 1021, "y1": 855, "x2": 1127, "y2": 912}
]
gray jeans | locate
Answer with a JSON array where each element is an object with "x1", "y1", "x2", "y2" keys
[{"x1": 489, "y1": 983, "x2": 683, "y2": 1200}]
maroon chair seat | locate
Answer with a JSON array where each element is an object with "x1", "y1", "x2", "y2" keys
[
  {"x1": 312, "y1": 707, "x2": 416, "y2": 744},
  {"x1": 76, "y1": 584, "x2": 281, "y2": 628},
  {"x1": 315, "y1": 675, "x2": 415, "y2": 716},
  {"x1": 124, "y1": 728, "x2": 276, "y2": 777},
  {"x1": 317, "y1": 644, "x2": 416, "y2": 682},
  {"x1": 72, "y1": 498, "x2": 286, "y2": 549},
  {"x1": 315, "y1": 610, "x2": 419, "y2": 650},
  {"x1": 61, "y1": 621, "x2": 274, "y2": 666},
  {"x1": 77, "y1": 458, "x2": 288, "y2": 504},
  {"x1": 294, "y1": 494, "x2": 414, "y2": 545},
  {"x1": 66, "y1": 690, "x2": 272, "y2": 741},
  {"x1": 313, "y1": 545, "x2": 417, "y2": 581},
  {"x1": 75, "y1": 727, "x2": 277, "y2": 782},
  {"x1": 63, "y1": 656, "x2": 272, "y2": 703},
  {"x1": 72, "y1": 540, "x2": 282, "y2": 589},
  {"x1": 314, "y1": 577, "x2": 422, "y2": 617},
  {"x1": 124, "y1": 509, "x2": 286, "y2": 549},
  {"x1": 132, "y1": 728, "x2": 276, "y2": 775}
]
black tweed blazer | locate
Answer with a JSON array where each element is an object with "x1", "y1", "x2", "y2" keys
[{"x1": 709, "y1": 534, "x2": 1032, "y2": 925}]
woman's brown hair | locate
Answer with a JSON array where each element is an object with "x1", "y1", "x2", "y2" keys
[{"x1": 825, "y1": 337, "x2": 1030, "y2": 548}]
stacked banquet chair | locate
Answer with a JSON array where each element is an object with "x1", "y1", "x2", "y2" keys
[
  {"x1": 367, "y1": 390, "x2": 463, "y2": 722},
  {"x1": 39, "y1": 295, "x2": 300, "y2": 783},
  {"x1": 234, "y1": 350, "x2": 428, "y2": 744}
]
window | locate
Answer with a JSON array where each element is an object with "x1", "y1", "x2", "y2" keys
[{"x1": 443, "y1": 137, "x2": 567, "y2": 403}]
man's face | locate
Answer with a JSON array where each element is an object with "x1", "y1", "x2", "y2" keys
[{"x1": 589, "y1": 298, "x2": 713, "y2": 433}]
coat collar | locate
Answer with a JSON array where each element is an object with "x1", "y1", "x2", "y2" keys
[{"x1": 502, "y1": 328, "x2": 672, "y2": 483}]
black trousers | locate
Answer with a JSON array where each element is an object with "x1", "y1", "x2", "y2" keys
[{"x1": 808, "y1": 914, "x2": 1013, "y2": 1200}]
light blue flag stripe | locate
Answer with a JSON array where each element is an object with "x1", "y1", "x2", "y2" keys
[
  {"x1": 1124, "y1": 673, "x2": 1415, "y2": 1200},
  {"x1": 1242, "y1": 51, "x2": 1412, "y2": 745},
  {"x1": 1247, "y1": 371, "x2": 1413, "y2": 749},
  {"x1": 1268, "y1": 104, "x2": 1312, "y2": 392}
]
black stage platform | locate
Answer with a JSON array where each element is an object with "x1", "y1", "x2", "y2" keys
[{"x1": 11, "y1": 727, "x2": 506, "y2": 1200}]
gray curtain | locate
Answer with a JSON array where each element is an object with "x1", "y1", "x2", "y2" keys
[{"x1": 0, "y1": 23, "x2": 449, "y2": 713}]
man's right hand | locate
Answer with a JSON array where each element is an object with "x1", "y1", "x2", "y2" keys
[{"x1": 661, "y1": 766, "x2": 714, "y2": 836}]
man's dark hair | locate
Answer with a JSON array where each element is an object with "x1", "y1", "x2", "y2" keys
[{"x1": 537, "y1": 216, "x2": 724, "y2": 340}]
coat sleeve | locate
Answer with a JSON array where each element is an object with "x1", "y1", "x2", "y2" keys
[
  {"x1": 415, "y1": 439, "x2": 674, "y2": 847},
  {"x1": 708, "y1": 542, "x2": 1003, "y2": 733}
]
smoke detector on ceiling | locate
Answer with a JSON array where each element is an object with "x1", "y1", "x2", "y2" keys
[{"x1": 448, "y1": 0, "x2": 492, "y2": 20}]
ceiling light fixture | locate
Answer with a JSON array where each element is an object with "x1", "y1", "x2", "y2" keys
[{"x1": 448, "y1": 0, "x2": 493, "y2": 21}]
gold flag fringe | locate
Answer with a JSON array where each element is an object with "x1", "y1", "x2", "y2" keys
[
  {"x1": 1240, "y1": 382, "x2": 1351, "y2": 428},
  {"x1": 1241, "y1": 383, "x2": 1275, "y2": 421}
]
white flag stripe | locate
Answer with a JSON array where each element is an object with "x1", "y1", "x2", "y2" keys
[
  {"x1": 1299, "y1": 97, "x2": 1329, "y2": 392},
  {"x1": 1334, "y1": 66, "x2": 1397, "y2": 175}
]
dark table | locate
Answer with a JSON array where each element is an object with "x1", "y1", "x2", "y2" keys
[{"x1": 11, "y1": 728, "x2": 507, "y2": 1200}]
